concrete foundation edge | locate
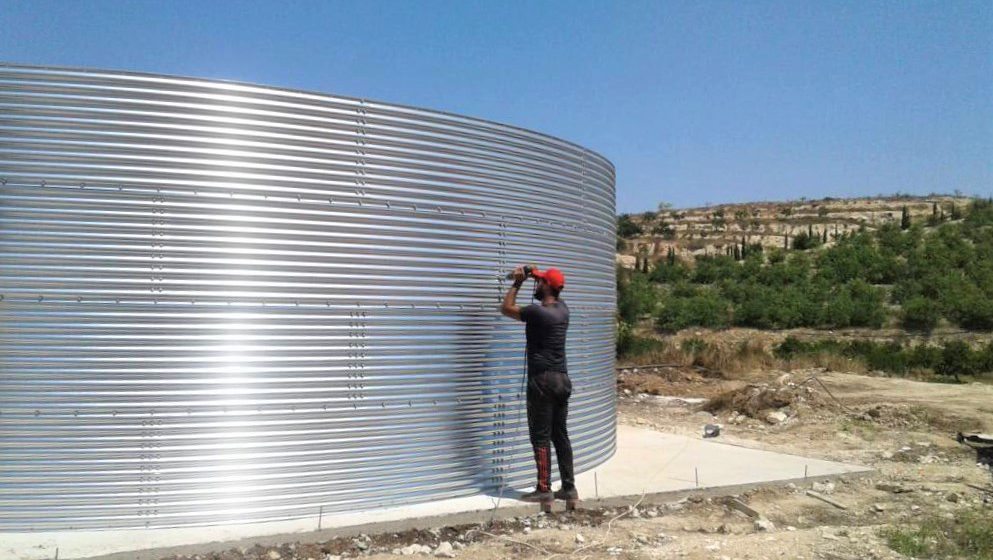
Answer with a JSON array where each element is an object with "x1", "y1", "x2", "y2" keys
[{"x1": 70, "y1": 469, "x2": 872, "y2": 560}]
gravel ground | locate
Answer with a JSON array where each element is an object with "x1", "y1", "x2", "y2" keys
[{"x1": 159, "y1": 368, "x2": 992, "y2": 560}]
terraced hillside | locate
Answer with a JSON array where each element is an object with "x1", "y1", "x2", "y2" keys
[{"x1": 617, "y1": 195, "x2": 975, "y2": 268}]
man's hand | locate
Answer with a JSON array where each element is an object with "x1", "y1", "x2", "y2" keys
[
  {"x1": 501, "y1": 266, "x2": 526, "y2": 321},
  {"x1": 511, "y1": 266, "x2": 527, "y2": 283}
]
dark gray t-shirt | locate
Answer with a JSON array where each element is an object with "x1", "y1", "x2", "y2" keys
[{"x1": 520, "y1": 300, "x2": 569, "y2": 377}]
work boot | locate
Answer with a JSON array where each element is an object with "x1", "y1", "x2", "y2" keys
[
  {"x1": 521, "y1": 488, "x2": 554, "y2": 511},
  {"x1": 554, "y1": 486, "x2": 579, "y2": 510},
  {"x1": 519, "y1": 489, "x2": 554, "y2": 503}
]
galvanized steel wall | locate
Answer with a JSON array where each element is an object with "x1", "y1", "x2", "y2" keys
[{"x1": 0, "y1": 64, "x2": 616, "y2": 530}]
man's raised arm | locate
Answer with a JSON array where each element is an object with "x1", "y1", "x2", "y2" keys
[{"x1": 501, "y1": 266, "x2": 526, "y2": 321}]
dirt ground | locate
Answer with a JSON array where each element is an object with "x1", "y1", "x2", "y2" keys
[{"x1": 161, "y1": 369, "x2": 993, "y2": 560}]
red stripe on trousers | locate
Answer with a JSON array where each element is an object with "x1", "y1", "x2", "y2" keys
[{"x1": 538, "y1": 447, "x2": 550, "y2": 492}]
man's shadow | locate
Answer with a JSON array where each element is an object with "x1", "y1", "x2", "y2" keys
[{"x1": 449, "y1": 287, "x2": 546, "y2": 502}]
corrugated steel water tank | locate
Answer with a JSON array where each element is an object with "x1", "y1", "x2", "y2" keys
[{"x1": 0, "y1": 64, "x2": 616, "y2": 529}]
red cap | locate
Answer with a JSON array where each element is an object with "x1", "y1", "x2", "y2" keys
[{"x1": 531, "y1": 267, "x2": 565, "y2": 290}]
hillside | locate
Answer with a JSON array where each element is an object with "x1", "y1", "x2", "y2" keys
[
  {"x1": 616, "y1": 195, "x2": 975, "y2": 268},
  {"x1": 615, "y1": 195, "x2": 993, "y2": 381}
]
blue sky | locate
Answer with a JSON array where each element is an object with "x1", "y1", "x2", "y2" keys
[{"x1": 2, "y1": 1, "x2": 990, "y2": 212}]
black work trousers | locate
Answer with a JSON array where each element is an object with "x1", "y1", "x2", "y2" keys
[{"x1": 526, "y1": 370, "x2": 574, "y2": 493}]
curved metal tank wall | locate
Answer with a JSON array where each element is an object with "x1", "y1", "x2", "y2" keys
[{"x1": 0, "y1": 64, "x2": 616, "y2": 530}]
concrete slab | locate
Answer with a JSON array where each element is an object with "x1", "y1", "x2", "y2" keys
[{"x1": 2, "y1": 425, "x2": 871, "y2": 560}]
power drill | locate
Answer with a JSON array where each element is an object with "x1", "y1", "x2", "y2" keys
[{"x1": 504, "y1": 265, "x2": 535, "y2": 280}]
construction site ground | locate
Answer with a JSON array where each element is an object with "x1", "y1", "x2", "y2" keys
[{"x1": 122, "y1": 362, "x2": 992, "y2": 560}]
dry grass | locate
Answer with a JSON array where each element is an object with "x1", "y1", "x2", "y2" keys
[
  {"x1": 617, "y1": 337, "x2": 693, "y2": 368},
  {"x1": 621, "y1": 332, "x2": 873, "y2": 381},
  {"x1": 699, "y1": 340, "x2": 779, "y2": 376},
  {"x1": 784, "y1": 352, "x2": 867, "y2": 374}
]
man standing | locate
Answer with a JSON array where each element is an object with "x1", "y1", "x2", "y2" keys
[{"x1": 501, "y1": 265, "x2": 578, "y2": 508}]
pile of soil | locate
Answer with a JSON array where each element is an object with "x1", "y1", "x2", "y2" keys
[
  {"x1": 702, "y1": 378, "x2": 827, "y2": 419},
  {"x1": 853, "y1": 402, "x2": 982, "y2": 432}
]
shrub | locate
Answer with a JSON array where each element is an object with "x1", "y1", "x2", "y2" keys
[
  {"x1": 790, "y1": 231, "x2": 821, "y2": 251},
  {"x1": 936, "y1": 340, "x2": 978, "y2": 381},
  {"x1": 771, "y1": 337, "x2": 993, "y2": 379},
  {"x1": 851, "y1": 340, "x2": 909, "y2": 373},
  {"x1": 616, "y1": 323, "x2": 665, "y2": 360},
  {"x1": 656, "y1": 289, "x2": 731, "y2": 331},
  {"x1": 844, "y1": 280, "x2": 887, "y2": 328},
  {"x1": 951, "y1": 291, "x2": 993, "y2": 330},
  {"x1": 883, "y1": 510, "x2": 993, "y2": 559},
  {"x1": 680, "y1": 337, "x2": 710, "y2": 355},
  {"x1": 617, "y1": 214, "x2": 643, "y2": 238},
  {"x1": 979, "y1": 341, "x2": 993, "y2": 373},
  {"x1": 773, "y1": 336, "x2": 816, "y2": 360},
  {"x1": 901, "y1": 296, "x2": 940, "y2": 331},
  {"x1": 691, "y1": 255, "x2": 738, "y2": 284},
  {"x1": 907, "y1": 344, "x2": 942, "y2": 371},
  {"x1": 649, "y1": 260, "x2": 689, "y2": 283},
  {"x1": 819, "y1": 280, "x2": 886, "y2": 328},
  {"x1": 617, "y1": 268, "x2": 657, "y2": 323},
  {"x1": 766, "y1": 248, "x2": 786, "y2": 264}
]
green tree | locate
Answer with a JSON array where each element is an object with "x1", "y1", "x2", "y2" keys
[
  {"x1": 791, "y1": 231, "x2": 821, "y2": 251},
  {"x1": 936, "y1": 340, "x2": 976, "y2": 382},
  {"x1": 617, "y1": 214, "x2": 643, "y2": 238},
  {"x1": 649, "y1": 258, "x2": 689, "y2": 283},
  {"x1": 692, "y1": 255, "x2": 738, "y2": 284},
  {"x1": 900, "y1": 205, "x2": 911, "y2": 230},
  {"x1": 655, "y1": 288, "x2": 731, "y2": 331},
  {"x1": 901, "y1": 296, "x2": 940, "y2": 332},
  {"x1": 617, "y1": 267, "x2": 657, "y2": 323}
]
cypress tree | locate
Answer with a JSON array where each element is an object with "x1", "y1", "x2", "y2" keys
[{"x1": 900, "y1": 205, "x2": 910, "y2": 230}]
